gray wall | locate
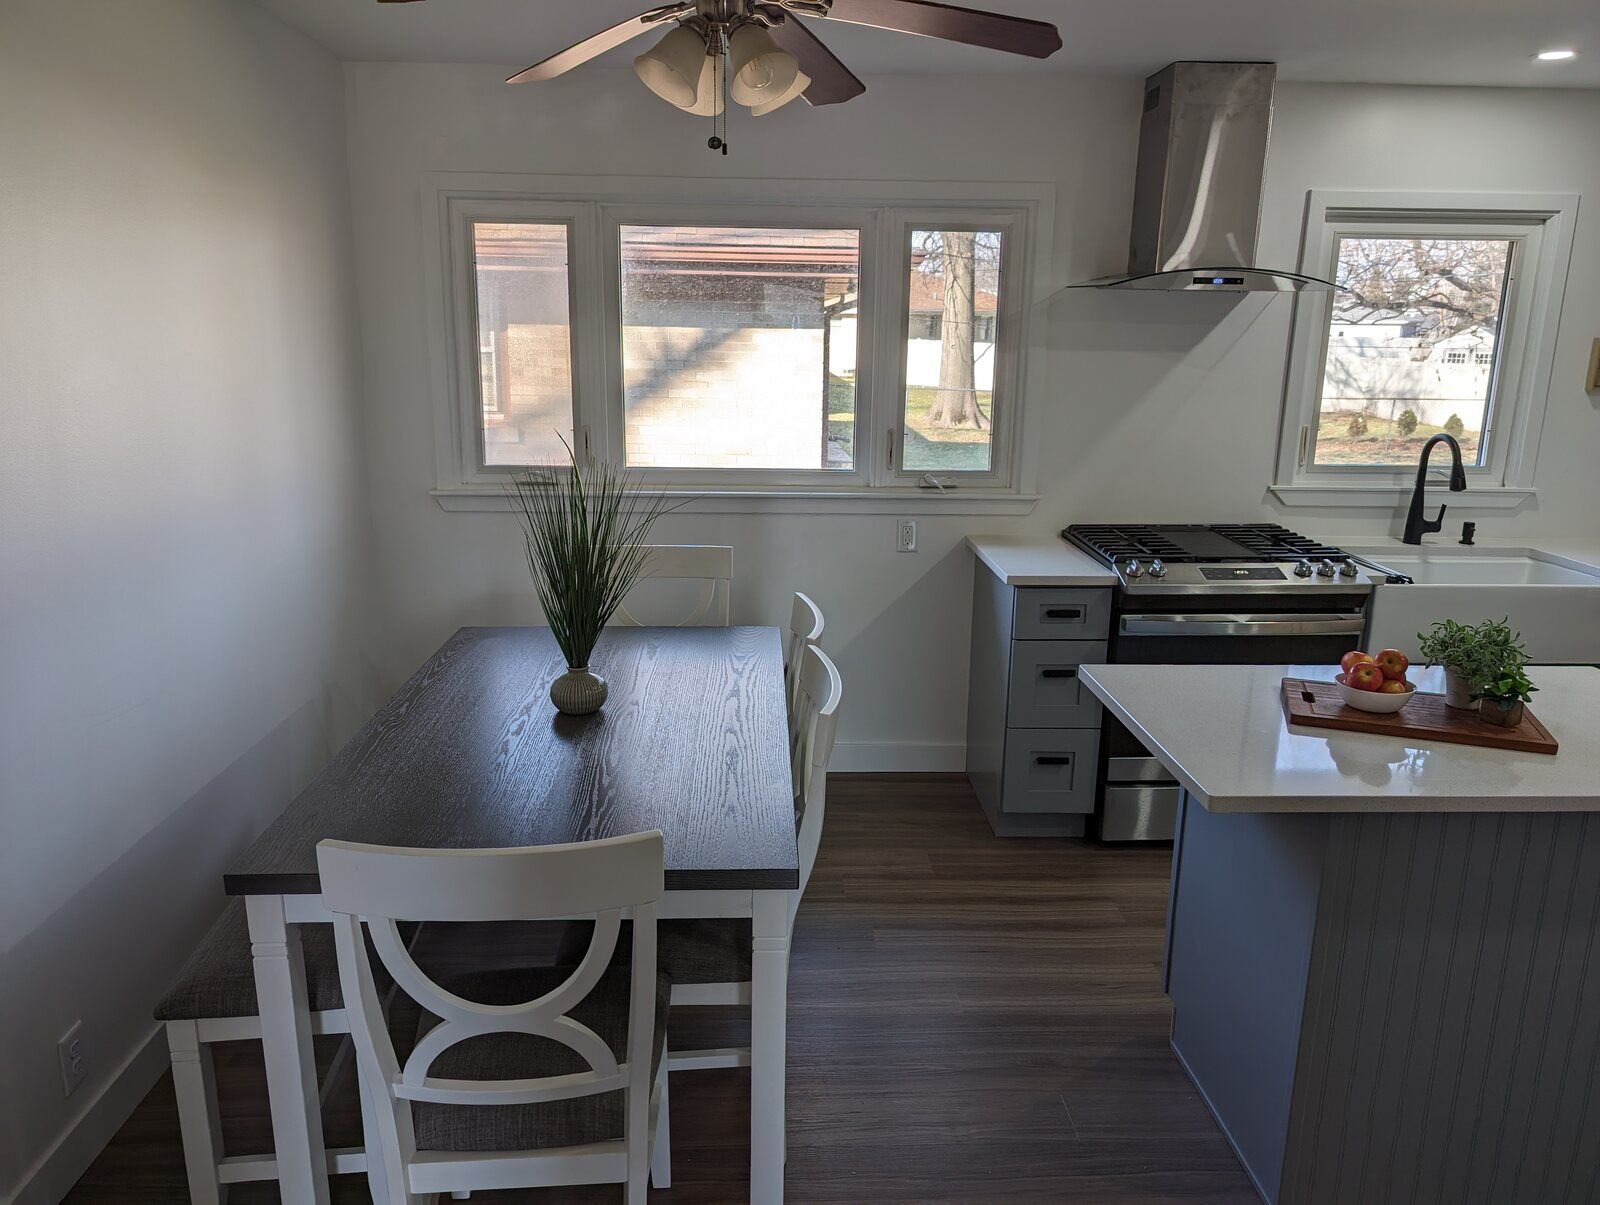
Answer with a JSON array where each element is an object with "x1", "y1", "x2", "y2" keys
[{"x1": 0, "y1": 1, "x2": 377, "y2": 1195}]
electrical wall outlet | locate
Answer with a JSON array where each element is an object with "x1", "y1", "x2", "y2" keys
[
  {"x1": 896, "y1": 518, "x2": 917, "y2": 553},
  {"x1": 59, "y1": 1020, "x2": 87, "y2": 1097}
]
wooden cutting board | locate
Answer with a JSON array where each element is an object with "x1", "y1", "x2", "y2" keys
[{"x1": 1281, "y1": 677, "x2": 1559, "y2": 755}]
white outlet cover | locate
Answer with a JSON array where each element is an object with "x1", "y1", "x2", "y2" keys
[
  {"x1": 897, "y1": 519, "x2": 917, "y2": 552},
  {"x1": 59, "y1": 1020, "x2": 86, "y2": 1097}
]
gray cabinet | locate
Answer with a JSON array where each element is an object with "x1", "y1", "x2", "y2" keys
[{"x1": 967, "y1": 564, "x2": 1110, "y2": 836}]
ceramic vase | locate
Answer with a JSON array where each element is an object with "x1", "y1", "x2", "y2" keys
[
  {"x1": 550, "y1": 666, "x2": 607, "y2": 716},
  {"x1": 1443, "y1": 666, "x2": 1475, "y2": 709},
  {"x1": 1478, "y1": 697, "x2": 1525, "y2": 728}
]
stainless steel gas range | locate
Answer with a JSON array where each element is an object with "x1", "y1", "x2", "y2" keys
[{"x1": 1061, "y1": 523, "x2": 1399, "y2": 840}]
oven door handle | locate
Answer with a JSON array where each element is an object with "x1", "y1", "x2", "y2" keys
[{"x1": 1119, "y1": 613, "x2": 1367, "y2": 637}]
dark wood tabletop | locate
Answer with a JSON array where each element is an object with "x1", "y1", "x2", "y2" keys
[{"x1": 225, "y1": 626, "x2": 798, "y2": 895}]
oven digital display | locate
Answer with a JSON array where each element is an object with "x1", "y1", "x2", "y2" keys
[{"x1": 1199, "y1": 567, "x2": 1288, "y2": 581}]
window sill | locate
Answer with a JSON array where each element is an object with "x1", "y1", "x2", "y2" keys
[
  {"x1": 432, "y1": 487, "x2": 1041, "y2": 516},
  {"x1": 1269, "y1": 483, "x2": 1537, "y2": 510}
]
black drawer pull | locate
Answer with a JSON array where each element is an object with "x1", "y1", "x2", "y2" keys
[
  {"x1": 1034, "y1": 755, "x2": 1073, "y2": 767},
  {"x1": 1039, "y1": 667, "x2": 1077, "y2": 679},
  {"x1": 1043, "y1": 607, "x2": 1084, "y2": 620}
]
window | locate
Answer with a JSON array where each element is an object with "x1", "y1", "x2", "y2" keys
[
  {"x1": 432, "y1": 180, "x2": 1046, "y2": 506},
  {"x1": 617, "y1": 224, "x2": 860, "y2": 471},
  {"x1": 900, "y1": 229, "x2": 1006, "y2": 474},
  {"x1": 470, "y1": 222, "x2": 576, "y2": 466},
  {"x1": 1274, "y1": 192, "x2": 1578, "y2": 505}
]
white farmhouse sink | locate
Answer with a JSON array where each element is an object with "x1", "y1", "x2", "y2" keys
[
  {"x1": 1349, "y1": 546, "x2": 1600, "y2": 665},
  {"x1": 1362, "y1": 550, "x2": 1600, "y2": 586}
]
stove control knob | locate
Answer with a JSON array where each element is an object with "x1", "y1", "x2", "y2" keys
[
  {"x1": 1123, "y1": 558, "x2": 1144, "y2": 578},
  {"x1": 1294, "y1": 559, "x2": 1314, "y2": 578},
  {"x1": 1338, "y1": 558, "x2": 1359, "y2": 578},
  {"x1": 1147, "y1": 558, "x2": 1167, "y2": 579},
  {"x1": 1316, "y1": 558, "x2": 1337, "y2": 578}
]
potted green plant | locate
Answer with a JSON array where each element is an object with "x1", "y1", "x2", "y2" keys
[
  {"x1": 1416, "y1": 616, "x2": 1526, "y2": 709},
  {"x1": 506, "y1": 442, "x2": 679, "y2": 716},
  {"x1": 1477, "y1": 667, "x2": 1538, "y2": 728}
]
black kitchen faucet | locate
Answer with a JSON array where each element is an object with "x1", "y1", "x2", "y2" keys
[{"x1": 1402, "y1": 433, "x2": 1467, "y2": 545}]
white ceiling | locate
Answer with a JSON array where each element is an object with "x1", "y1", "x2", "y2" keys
[{"x1": 252, "y1": 0, "x2": 1600, "y2": 88}]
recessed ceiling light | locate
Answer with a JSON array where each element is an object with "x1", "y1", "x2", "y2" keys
[{"x1": 1535, "y1": 48, "x2": 1578, "y2": 61}]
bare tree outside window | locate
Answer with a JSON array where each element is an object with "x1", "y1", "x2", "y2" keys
[
  {"x1": 1313, "y1": 236, "x2": 1513, "y2": 467},
  {"x1": 901, "y1": 229, "x2": 1004, "y2": 472}
]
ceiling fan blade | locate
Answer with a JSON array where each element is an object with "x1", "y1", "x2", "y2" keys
[
  {"x1": 506, "y1": 3, "x2": 695, "y2": 84},
  {"x1": 764, "y1": 15, "x2": 867, "y2": 105},
  {"x1": 816, "y1": 0, "x2": 1061, "y2": 58}
]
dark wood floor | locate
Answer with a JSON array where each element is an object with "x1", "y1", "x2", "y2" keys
[{"x1": 67, "y1": 774, "x2": 1257, "y2": 1203}]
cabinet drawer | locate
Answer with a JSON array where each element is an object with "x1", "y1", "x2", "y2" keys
[
  {"x1": 1001, "y1": 729, "x2": 1100, "y2": 814},
  {"x1": 1012, "y1": 588, "x2": 1110, "y2": 641},
  {"x1": 1007, "y1": 640, "x2": 1107, "y2": 729}
]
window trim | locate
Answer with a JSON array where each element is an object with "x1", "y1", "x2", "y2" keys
[
  {"x1": 598, "y1": 203, "x2": 878, "y2": 489},
  {"x1": 1271, "y1": 190, "x2": 1578, "y2": 508},
  {"x1": 884, "y1": 210, "x2": 1029, "y2": 489},
  {"x1": 421, "y1": 173, "x2": 1052, "y2": 510}
]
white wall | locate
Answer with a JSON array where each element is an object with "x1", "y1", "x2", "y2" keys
[
  {"x1": 0, "y1": 2, "x2": 376, "y2": 1196},
  {"x1": 342, "y1": 64, "x2": 1600, "y2": 772}
]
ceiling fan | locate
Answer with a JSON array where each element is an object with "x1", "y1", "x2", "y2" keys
[{"x1": 376, "y1": 0, "x2": 1062, "y2": 152}]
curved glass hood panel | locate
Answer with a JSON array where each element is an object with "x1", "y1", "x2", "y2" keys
[{"x1": 1070, "y1": 266, "x2": 1340, "y2": 293}]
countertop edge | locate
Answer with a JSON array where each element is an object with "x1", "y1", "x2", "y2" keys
[{"x1": 964, "y1": 535, "x2": 1120, "y2": 587}]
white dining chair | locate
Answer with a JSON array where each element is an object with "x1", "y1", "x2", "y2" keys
[
  {"x1": 652, "y1": 644, "x2": 842, "y2": 1076},
  {"x1": 155, "y1": 900, "x2": 385, "y2": 1201},
  {"x1": 615, "y1": 544, "x2": 733, "y2": 627},
  {"x1": 317, "y1": 830, "x2": 672, "y2": 1204},
  {"x1": 784, "y1": 592, "x2": 826, "y2": 743}
]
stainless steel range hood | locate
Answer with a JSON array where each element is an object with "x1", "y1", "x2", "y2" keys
[{"x1": 1075, "y1": 62, "x2": 1337, "y2": 293}]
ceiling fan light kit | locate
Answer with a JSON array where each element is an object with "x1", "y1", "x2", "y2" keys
[
  {"x1": 633, "y1": 22, "x2": 710, "y2": 107},
  {"x1": 394, "y1": 0, "x2": 1062, "y2": 153},
  {"x1": 728, "y1": 24, "x2": 801, "y2": 105}
]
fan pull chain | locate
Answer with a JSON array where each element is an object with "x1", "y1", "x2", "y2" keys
[{"x1": 708, "y1": 27, "x2": 729, "y2": 156}]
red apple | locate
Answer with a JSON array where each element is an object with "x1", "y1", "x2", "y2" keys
[
  {"x1": 1340, "y1": 650, "x2": 1375, "y2": 674},
  {"x1": 1378, "y1": 679, "x2": 1412, "y2": 695},
  {"x1": 1373, "y1": 649, "x2": 1410, "y2": 681},
  {"x1": 1346, "y1": 662, "x2": 1386, "y2": 692}
]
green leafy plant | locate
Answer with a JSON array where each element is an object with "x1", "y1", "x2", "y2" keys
[
  {"x1": 1478, "y1": 666, "x2": 1538, "y2": 706},
  {"x1": 1417, "y1": 616, "x2": 1527, "y2": 694},
  {"x1": 1347, "y1": 411, "x2": 1369, "y2": 437},
  {"x1": 1397, "y1": 408, "x2": 1419, "y2": 436},
  {"x1": 505, "y1": 440, "x2": 683, "y2": 670},
  {"x1": 1443, "y1": 413, "x2": 1465, "y2": 437}
]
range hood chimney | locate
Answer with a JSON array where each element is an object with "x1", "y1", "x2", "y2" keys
[{"x1": 1076, "y1": 62, "x2": 1336, "y2": 293}]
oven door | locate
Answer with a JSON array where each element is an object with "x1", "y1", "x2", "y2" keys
[{"x1": 1098, "y1": 606, "x2": 1367, "y2": 841}]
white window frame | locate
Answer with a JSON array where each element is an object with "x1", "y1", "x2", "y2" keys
[
  {"x1": 1271, "y1": 190, "x2": 1578, "y2": 509},
  {"x1": 421, "y1": 173, "x2": 1052, "y2": 514},
  {"x1": 883, "y1": 210, "x2": 1028, "y2": 490},
  {"x1": 599, "y1": 202, "x2": 878, "y2": 490}
]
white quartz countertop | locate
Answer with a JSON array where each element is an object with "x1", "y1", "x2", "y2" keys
[
  {"x1": 964, "y1": 535, "x2": 1118, "y2": 586},
  {"x1": 1078, "y1": 663, "x2": 1600, "y2": 814}
]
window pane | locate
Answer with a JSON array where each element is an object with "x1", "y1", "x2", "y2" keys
[
  {"x1": 619, "y1": 225, "x2": 859, "y2": 471},
  {"x1": 902, "y1": 229, "x2": 1003, "y2": 473},
  {"x1": 472, "y1": 222, "x2": 575, "y2": 466},
  {"x1": 1312, "y1": 236, "x2": 1512, "y2": 467}
]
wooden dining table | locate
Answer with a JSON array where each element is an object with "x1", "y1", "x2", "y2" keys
[{"x1": 224, "y1": 625, "x2": 799, "y2": 1204}]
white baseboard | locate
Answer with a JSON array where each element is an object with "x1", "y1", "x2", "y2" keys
[
  {"x1": 7, "y1": 1026, "x2": 167, "y2": 1205},
  {"x1": 830, "y1": 741, "x2": 966, "y2": 773}
]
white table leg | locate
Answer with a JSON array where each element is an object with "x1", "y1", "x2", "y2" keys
[
  {"x1": 750, "y1": 889, "x2": 790, "y2": 1205},
  {"x1": 246, "y1": 894, "x2": 331, "y2": 1205}
]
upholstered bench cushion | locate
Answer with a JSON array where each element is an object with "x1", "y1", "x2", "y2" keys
[
  {"x1": 558, "y1": 919, "x2": 753, "y2": 985},
  {"x1": 410, "y1": 964, "x2": 671, "y2": 1153},
  {"x1": 154, "y1": 899, "x2": 347, "y2": 1022}
]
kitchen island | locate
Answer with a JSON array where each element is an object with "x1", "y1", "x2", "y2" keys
[{"x1": 1078, "y1": 662, "x2": 1600, "y2": 1205}]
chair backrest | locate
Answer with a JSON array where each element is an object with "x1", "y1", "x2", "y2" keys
[
  {"x1": 792, "y1": 644, "x2": 842, "y2": 910},
  {"x1": 316, "y1": 831, "x2": 664, "y2": 1182},
  {"x1": 615, "y1": 545, "x2": 732, "y2": 627},
  {"x1": 784, "y1": 592, "x2": 826, "y2": 726}
]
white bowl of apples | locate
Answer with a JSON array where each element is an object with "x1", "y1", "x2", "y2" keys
[{"x1": 1336, "y1": 650, "x2": 1416, "y2": 713}]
